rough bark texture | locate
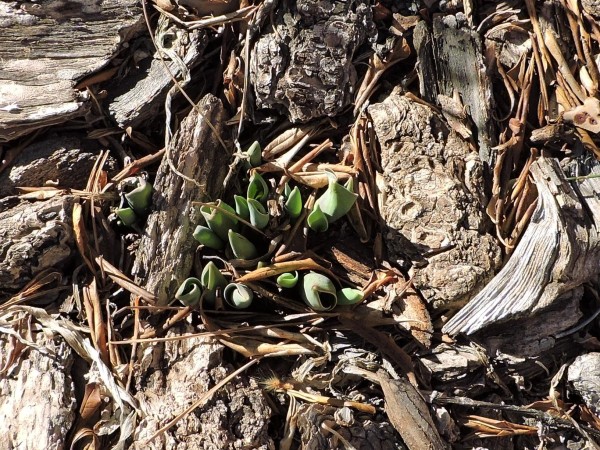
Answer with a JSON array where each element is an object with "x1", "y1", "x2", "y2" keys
[
  {"x1": 369, "y1": 89, "x2": 502, "y2": 309},
  {"x1": 108, "y1": 18, "x2": 207, "y2": 128},
  {"x1": 132, "y1": 94, "x2": 232, "y2": 306},
  {"x1": 132, "y1": 326, "x2": 272, "y2": 449},
  {"x1": 0, "y1": 134, "x2": 115, "y2": 197},
  {"x1": 444, "y1": 157, "x2": 600, "y2": 335},
  {"x1": 0, "y1": 196, "x2": 74, "y2": 299},
  {"x1": 250, "y1": 0, "x2": 375, "y2": 122},
  {"x1": 0, "y1": 1, "x2": 143, "y2": 142},
  {"x1": 0, "y1": 331, "x2": 76, "y2": 450},
  {"x1": 297, "y1": 404, "x2": 403, "y2": 450}
]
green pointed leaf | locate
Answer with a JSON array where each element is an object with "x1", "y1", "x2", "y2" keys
[
  {"x1": 124, "y1": 178, "x2": 153, "y2": 214},
  {"x1": 245, "y1": 141, "x2": 262, "y2": 168},
  {"x1": 175, "y1": 277, "x2": 203, "y2": 306},
  {"x1": 234, "y1": 195, "x2": 250, "y2": 221},
  {"x1": 307, "y1": 204, "x2": 328, "y2": 232},
  {"x1": 337, "y1": 288, "x2": 364, "y2": 305},
  {"x1": 115, "y1": 207, "x2": 137, "y2": 226},
  {"x1": 200, "y1": 200, "x2": 238, "y2": 240},
  {"x1": 300, "y1": 272, "x2": 337, "y2": 311},
  {"x1": 193, "y1": 225, "x2": 224, "y2": 250},
  {"x1": 284, "y1": 186, "x2": 302, "y2": 219},
  {"x1": 247, "y1": 172, "x2": 269, "y2": 203},
  {"x1": 200, "y1": 261, "x2": 228, "y2": 304},
  {"x1": 276, "y1": 271, "x2": 299, "y2": 288},
  {"x1": 224, "y1": 283, "x2": 254, "y2": 309},
  {"x1": 315, "y1": 178, "x2": 358, "y2": 223},
  {"x1": 247, "y1": 198, "x2": 269, "y2": 229},
  {"x1": 228, "y1": 229, "x2": 259, "y2": 260}
]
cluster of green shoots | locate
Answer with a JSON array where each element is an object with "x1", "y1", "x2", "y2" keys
[
  {"x1": 113, "y1": 176, "x2": 154, "y2": 228},
  {"x1": 175, "y1": 142, "x2": 365, "y2": 312}
]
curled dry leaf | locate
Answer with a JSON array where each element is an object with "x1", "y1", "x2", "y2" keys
[{"x1": 235, "y1": 258, "x2": 335, "y2": 283}]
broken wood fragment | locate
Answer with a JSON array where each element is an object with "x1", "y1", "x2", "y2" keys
[{"x1": 132, "y1": 94, "x2": 232, "y2": 306}]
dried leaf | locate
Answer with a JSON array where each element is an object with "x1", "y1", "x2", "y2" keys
[
  {"x1": 80, "y1": 382, "x2": 103, "y2": 422},
  {"x1": 236, "y1": 258, "x2": 335, "y2": 283},
  {"x1": 463, "y1": 414, "x2": 537, "y2": 437}
]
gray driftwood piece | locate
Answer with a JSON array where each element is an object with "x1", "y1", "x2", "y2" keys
[
  {"x1": 444, "y1": 157, "x2": 600, "y2": 336},
  {"x1": 413, "y1": 16, "x2": 496, "y2": 164},
  {"x1": 369, "y1": 88, "x2": 501, "y2": 309},
  {"x1": 108, "y1": 17, "x2": 207, "y2": 128},
  {"x1": 132, "y1": 94, "x2": 232, "y2": 305},
  {"x1": 0, "y1": 331, "x2": 76, "y2": 450},
  {"x1": 0, "y1": 1, "x2": 142, "y2": 142},
  {"x1": 0, "y1": 196, "x2": 74, "y2": 300},
  {"x1": 250, "y1": 0, "x2": 375, "y2": 122}
]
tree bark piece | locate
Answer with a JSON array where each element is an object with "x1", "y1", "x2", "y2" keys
[
  {"x1": 132, "y1": 94, "x2": 231, "y2": 305},
  {"x1": 443, "y1": 157, "x2": 600, "y2": 336},
  {"x1": 297, "y1": 403, "x2": 404, "y2": 450},
  {"x1": 369, "y1": 89, "x2": 501, "y2": 309},
  {"x1": 0, "y1": 1, "x2": 142, "y2": 142},
  {"x1": 0, "y1": 197, "x2": 74, "y2": 300},
  {"x1": 0, "y1": 134, "x2": 116, "y2": 197},
  {"x1": 250, "y1": 0, "x2": 375, "y2": 122},
  {"x1": 413, "y1": 16, "x2": 496, "y2": 165},
  {"x1": 568, "y1": 353, "x2": 600, "y2": 417},
  {"x1": 132, "y1": 326, "x2": 272, "y2": 449},
  {"x1": 108, "y1": 18, "x2": 207, "y2": 128},
  {"x1": 0, "y1": 331, "x2": 76, "y2": 450}
]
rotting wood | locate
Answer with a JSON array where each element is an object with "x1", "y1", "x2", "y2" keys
[
  {"x1": 0, "y1": 1, "x2": 143, "y2": 142},
  {"x1": 132, "y1": 94, "x2": 231, "y2": 306},
  {"x1": 369, "y1": 88, "x2": 502, "y2": 310},
  {"x1": 444, "y1": 157, "x2": 600, "y2": 336}
]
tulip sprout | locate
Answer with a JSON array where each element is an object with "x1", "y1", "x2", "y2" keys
[
  {"x1": 178, "y1": 142, "x2": 368, "y2": 312},
  {"x1": 175, "y1": 277, "x2": 203, "y2": 306}
]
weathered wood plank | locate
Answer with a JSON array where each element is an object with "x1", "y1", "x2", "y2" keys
[
  {"x1": 414, "y1": 16, "x2": 496, "y2": 165},
  {"x1": 0, "y1": 1, "x2": 142, "y2": 142},
  {"x1": 444, "y1": 157, "x2": 600, "y2": 336},
  {"x1": 108, "y1": 16, "x2": 207, "y2": 128}
]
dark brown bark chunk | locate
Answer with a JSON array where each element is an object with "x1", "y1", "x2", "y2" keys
[{"x1": 250, "y1": 0, "x2": 375, "y2": 122}]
